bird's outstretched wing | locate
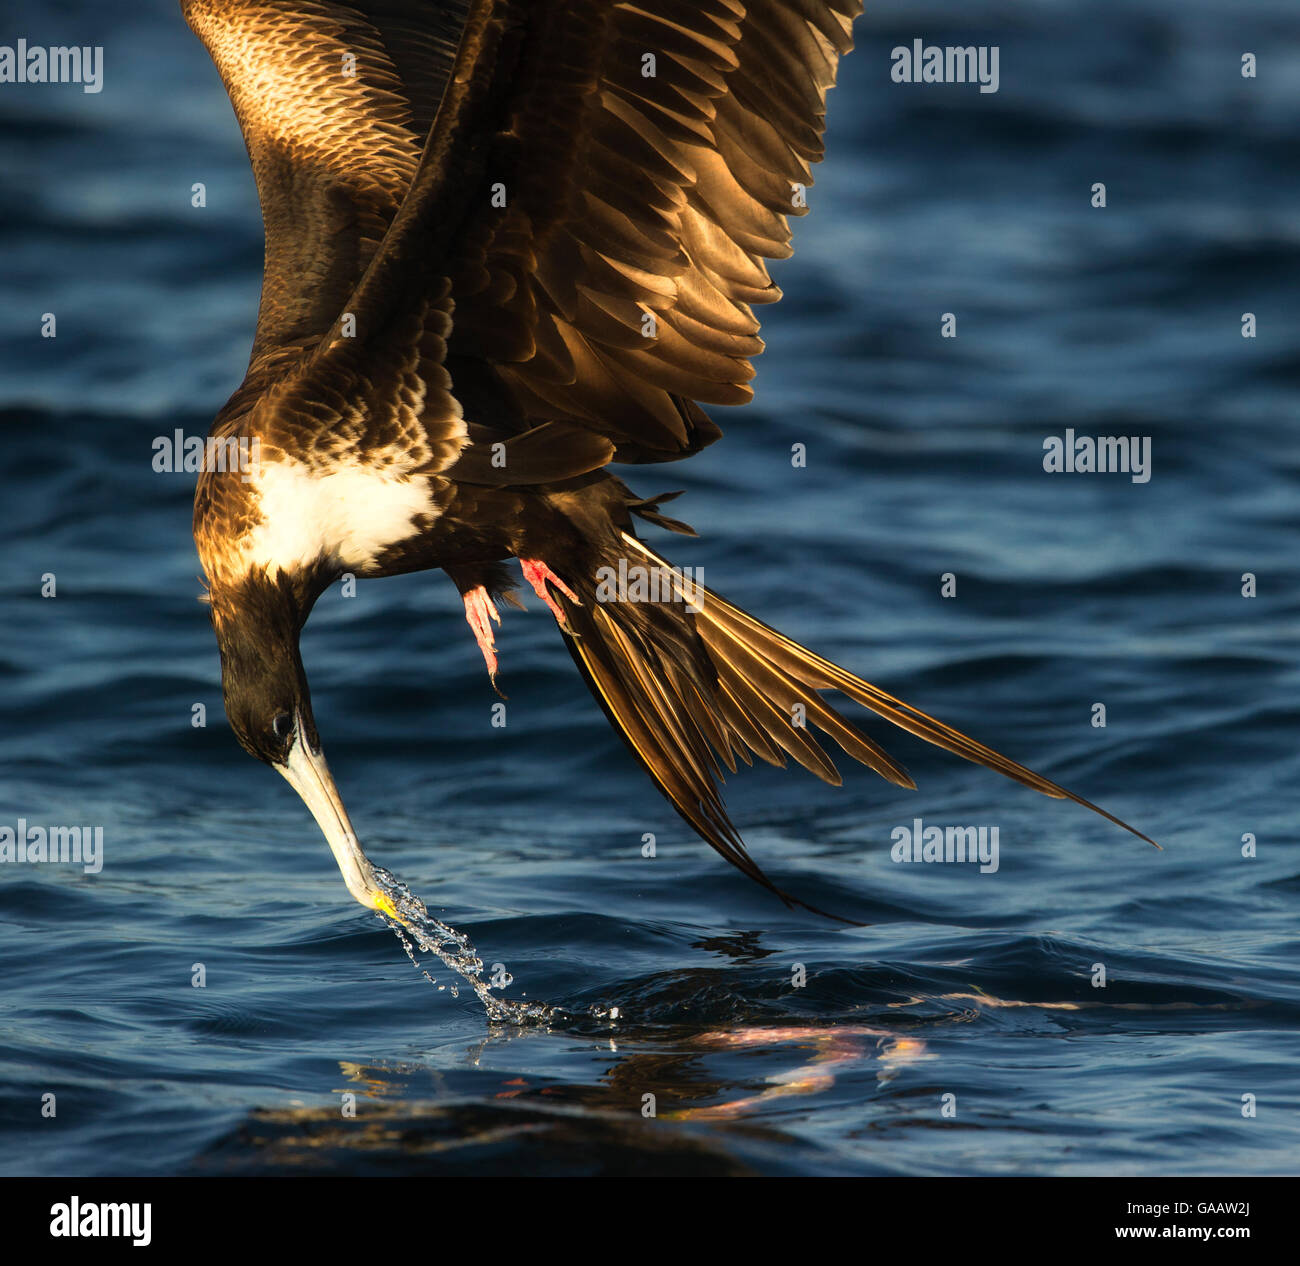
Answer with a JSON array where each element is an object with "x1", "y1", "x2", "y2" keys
[
  {"x1": 355, "y1": 0, "x2": 862, "y2": 464},
  {"x1": 187, "y1": 0, "x2": 861, "y2": 468},
  {"x1": 183, "y1": 0, "x2": 471, "y2": 362}
]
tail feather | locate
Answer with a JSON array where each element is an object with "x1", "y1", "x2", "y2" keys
[
  {"x1": 560, "y1": 599, "x2": 792, "y2": 910},
  {"x1": 549, "y1": 531, "x2": 1158, "y2": 924}
]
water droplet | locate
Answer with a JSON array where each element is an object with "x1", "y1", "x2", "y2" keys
[{"x1": 371, "y1": 865, "x2": 557, "y2": 1024}]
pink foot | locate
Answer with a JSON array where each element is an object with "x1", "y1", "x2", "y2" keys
[
  {"x1": 520, "y1": 558, "x2": 579, "y2": 623},
  {"x1": 462, "y1": 585, "x2": 501, "y2": 680}
]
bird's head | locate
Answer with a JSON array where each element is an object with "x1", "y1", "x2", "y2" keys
[{"x1": 207, "y1": 569, "x2": 394, "y2": 915}]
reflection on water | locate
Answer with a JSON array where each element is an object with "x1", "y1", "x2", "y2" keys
[
  {"x1": 668, "y1": 1027, "x2": 934, "y2": 1120},
  {"x1": 194, "y1": 1025, "x2": 935, "y2": 1174}
]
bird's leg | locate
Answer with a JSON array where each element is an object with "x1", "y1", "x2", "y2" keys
[
  {"x1": 520, "y1": 558, "x2": 580, "y2": 626},
  {"x1": 462, "y1": 585, "x2": 501, "y2": 681},
  {"x1": 444, "y1": 563, "x2": 520, "y2": 694}
]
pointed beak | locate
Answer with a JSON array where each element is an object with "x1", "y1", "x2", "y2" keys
[{"x1": 276, "y1": 718, "x2": 396, "y2": 917}]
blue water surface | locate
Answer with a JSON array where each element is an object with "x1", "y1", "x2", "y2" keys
[{"x1": 0, "y1": 0, "x2": 1297, "y2": 1176}]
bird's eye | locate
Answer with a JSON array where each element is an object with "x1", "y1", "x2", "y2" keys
[{"x1": 270, "y1": 712, "x2": 294, "y2": 741}]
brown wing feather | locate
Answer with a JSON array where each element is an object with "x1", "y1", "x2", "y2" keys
[
  {"x1": 185, "y1": 1, "x2": 487, "y2": 487},
  {"x1": 188, "y1": 1, "x2": 861, "y2": 478},
  {"x1": 182, "y1": 0, "x2": 473, "y2": 362},
  {"x1": 482, "y1": 0, "x2": 861, "y2": 460},
  {"x1": 329, "y1": 0, "x2": 861, "y2": 469}
]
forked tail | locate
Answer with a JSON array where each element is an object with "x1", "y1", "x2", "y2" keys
[{"x1": 548, "y1": 531, "x2": 1157, "y2": 922}]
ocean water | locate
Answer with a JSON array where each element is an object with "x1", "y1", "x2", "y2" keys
[{"x1": 0, "y1": 0, "x2": 1297, "y2": 1177}]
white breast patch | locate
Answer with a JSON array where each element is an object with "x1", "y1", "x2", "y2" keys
[{"x1": 241, "y1": 456, "x2": 437, "y2": 577}]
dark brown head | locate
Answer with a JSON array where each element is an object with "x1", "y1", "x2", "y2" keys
[
  {"x1": 207, "y1": 568, "x2": 391, "y2": 914},
  {"x1": 210, "y1": 569, "x2": 317, "y2": 767}
]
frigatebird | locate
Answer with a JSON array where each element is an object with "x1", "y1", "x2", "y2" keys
[{"x1": 186, "y1": 0, "x2": 1154, "y2": 923}]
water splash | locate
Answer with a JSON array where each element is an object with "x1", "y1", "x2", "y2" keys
[{"x1": 370, "y1": 866, "x2": 557, "y2": 1024}]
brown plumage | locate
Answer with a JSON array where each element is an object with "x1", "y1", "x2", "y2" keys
[{"x1": 185, "y1": 0, "x2": 1155, "y2": 924}]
